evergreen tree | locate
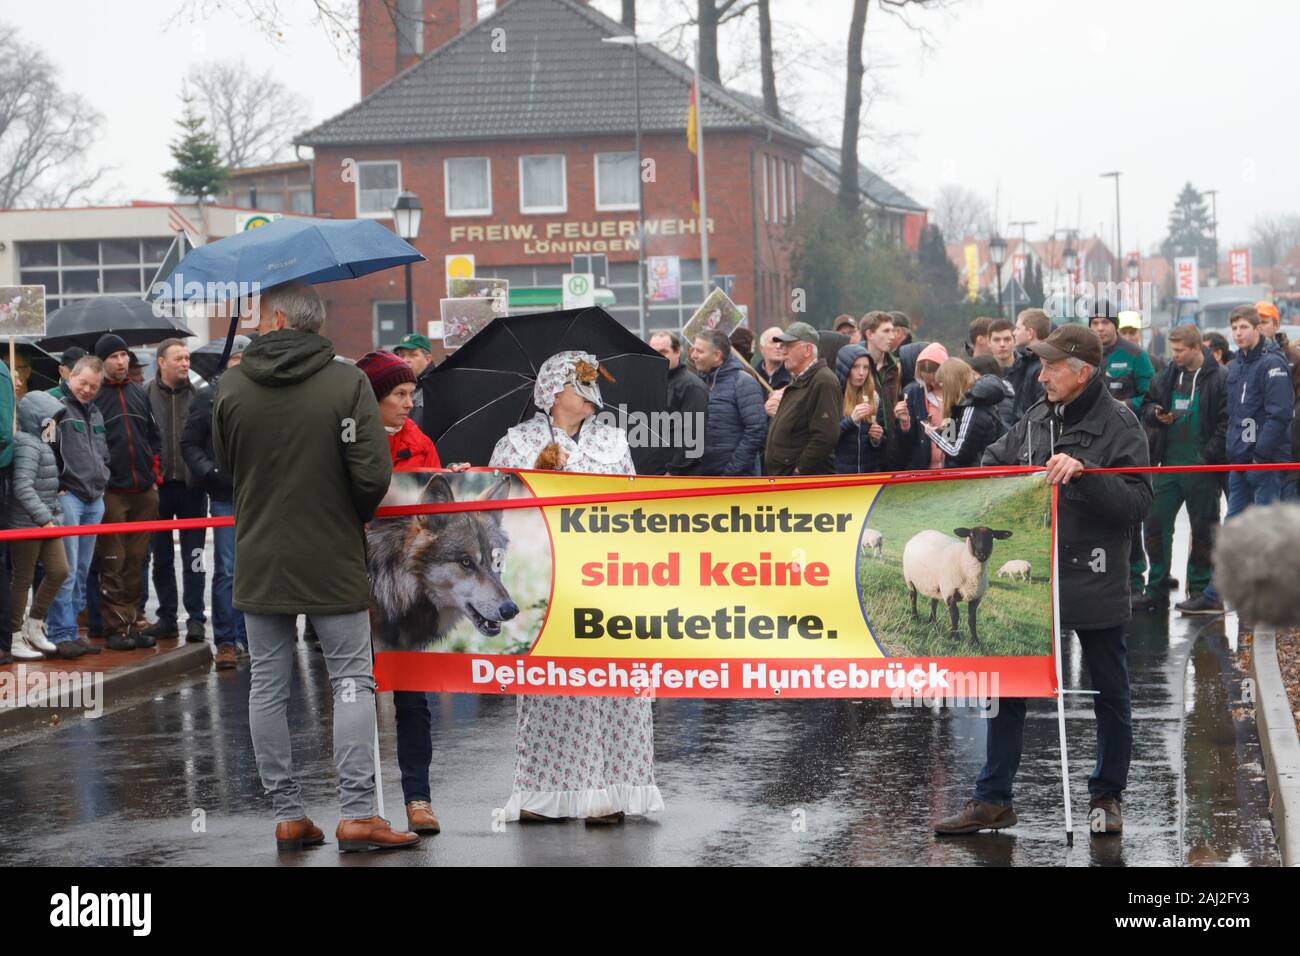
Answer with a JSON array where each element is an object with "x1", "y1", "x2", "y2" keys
[
  {"x1": 165, "y1": 92, "x2": 228, "y2": 202},
  {"x1": 1023, "y1": 258, "x2": 1045, "y2": 307},
  {"x1": 918, "y1": 224, "x2": 960, "y2": 303},
  {"x1": 1160, "y1": 182, "x2": 1216, "y2": 268}
]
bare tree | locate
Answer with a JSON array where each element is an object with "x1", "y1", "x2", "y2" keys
[
  {"x1": 1249, "y1": 214, "x2": 1300, "y2": 269},
  {"x1": 0, "y1": 25, "x2": 109, "y2": 208},
  {"x1": 623, "y1": 0, "x2": 637, "y2": 29},
  {"x1": 932, "y1": 184, "x2": 994, "y2": 242},
  {"x1": 757, "y1": 0, "x2": 779, "y2": 119},
  {"x1": 189, "y1": 61, "x2": 311, "y2": 169},
  {"x1": 697, "y1": 1, "x2": 756, "y2": 83}
]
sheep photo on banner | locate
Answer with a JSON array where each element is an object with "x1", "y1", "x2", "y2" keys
[{"x1": 369, "y1": 470, "x2": 1058, "y2": 700}]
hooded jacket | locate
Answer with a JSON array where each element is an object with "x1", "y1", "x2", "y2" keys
[
  {"x1": 213, "y1": 328, "x2": 391, "y2": 614},
  {"x1": 662, "y1": 363, "x2": 709, "y2": 475},
  {"x1": 764, "y1": 357, "x2": 841, "y2": 476},
  {"x1": 926, "y1": 373, "x2": 1007, "y2": 469},
  {"x1": 833, "y1": 344, "x2": 887, "y2": 474},
  {"x1": 181, "y1": 381, "x2": 231, "y2": 501},
  {"x1": 1006, "y1": 345, "x2": 1044, "y2": 424},
  {"x1": 0, "y1": 361, "x2": 13, "y2": 470},
  {"x1": 1142, "y1": 348, "x2": 1228, "y2": 466},
  {"x1": 1101, "y1": 335, "x2": 1155, "y2": 413},
  {"x1": 8, "y1": 391, "x2": 64, "y2": 529},
  {"x1": 93, "y1": 375, "x2": 160, "y2": 494},
  {"x1": 983, "y1": 372, "x2": 1153, "y2": 631},
  {"x1": 148, "y1": 374, "x2": 196, "y2": 484},
  {"x1": 56, "y1": 390, "x2": 111, "y2": 503},
  {"x1": 697, "y1": 352, "x2": 767, "y2": 476},
  {"x1": 1225, "y1": 336, "x2": 1294, "y2": 464}
]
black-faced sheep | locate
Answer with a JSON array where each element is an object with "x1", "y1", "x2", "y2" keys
[{"x1": 902, "y1": 526, "x2": 1013, "y2": 644}]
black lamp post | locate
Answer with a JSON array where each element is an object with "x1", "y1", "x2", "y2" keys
[
  {"x1": 392, "y1": 191, "x2": 423, "y2": 338},
  {"x1": 989, "y1": 233, "x2": 1008, "y2": 315}
]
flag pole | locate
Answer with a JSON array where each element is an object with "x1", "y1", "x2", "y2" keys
[{"x1": 694, "y1": 41, "x2": 711, "y2": 296}]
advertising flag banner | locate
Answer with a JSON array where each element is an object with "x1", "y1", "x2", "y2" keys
[
  {"x1": 1175, "y1": 256, "x2": 1199, "y2": 300},
  {"x1": 1228, "y1": 248, "x2": 1251, "y2": 286},
  {"x1": 372, "y1": 471, "x2": 1058, "y2": 700},
  {"x1": 964, "y1": 243, "x2": 980, "y2": 301}
]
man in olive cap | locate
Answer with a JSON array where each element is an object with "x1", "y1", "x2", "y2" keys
[
  {"x1": 762, "y1": 321, "x2": 841, "y2": 475},
  {"x1": 935, "y1": 324, "x2": 1152, "y2": 838},
  {"x1": 393, "y1": 333, "x2": 435, "y2": 432}
]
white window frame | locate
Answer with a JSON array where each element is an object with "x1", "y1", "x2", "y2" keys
[
  {"x1": 355, "y1": 160, "x2": 402, "y2": 219},
  {"x1": 788, "y1": 160, "x2": 797, "y2": 221},
  {"x1": 594, "y1": 151, "x2": 639, "y2": 212},
  {"x1": 518, "y1": 154, "x2": 567, "y2": 215},
  {"x1": 443, "y1": 157, "x2": 493, "y2": 217},
  {"x1": 761, "y1": 155, "x2": 769, "y2": 223},
  {"x1": 779, "y1": 159, "x2": 788, "y2": 223}
]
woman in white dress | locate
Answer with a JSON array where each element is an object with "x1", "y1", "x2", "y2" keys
[{"x1": 489, "y1": 350, "x2": 665, "y2": 824}]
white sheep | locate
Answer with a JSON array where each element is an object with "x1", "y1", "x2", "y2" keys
[
  {"x1": 859, "y1": 528, "x2": 884, "y2": 560},
  {"x1": 902, "y1": 526, "x2": 1013, "y2": 644},
  {"x1": 996, "y1": 559, "x2": 1031, "y2": 582}
]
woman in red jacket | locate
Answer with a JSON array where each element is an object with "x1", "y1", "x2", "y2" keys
[{"x1": 357, "y1": 350, "x2": 467, "y2": 839}]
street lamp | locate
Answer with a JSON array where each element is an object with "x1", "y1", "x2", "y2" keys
[
  {"x1": 1062, "y1": 242, "x2": 1078, "y2": 277},
  {"x1": 1101, "y1": 171, "x2": 1122, "y2": 282},
  {"x1": 1288, "y1": 266, "x2": 1296, "y2": 291},
  {"x1": 1126, "y1": 255, "x2": 1139, "y2": 282},
  {"x1": 603, "y1": 33, "x2": 647, "y2": 340},
  {"x1": 392, "y1": 191, "x2": 423, "y2": 338},
  {"x1": 989, "y1": 233, "x2": 1008, "y2": 315}
]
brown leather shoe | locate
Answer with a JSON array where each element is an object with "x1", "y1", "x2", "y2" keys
[
  {"x1": 214, "y1": 643, "x2": 238, "y2": 670},
  {"x1": 1088, "y1": 796, "x2": 1123, "y2": 836},
  {"x1": 934, "y1": 799, "x2": 1018, "y2": 835},
  {"x1": 275, "y1": 817, "x2": 325, "y2": 851},
  {"x1": 405, "y1": 800, "x2": 441, "y2": 835},
  {"x1": 335, "y1": 816, "x2": 420, "y2": 852}
]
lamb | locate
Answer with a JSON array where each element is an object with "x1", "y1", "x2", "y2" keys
[
  {"x1": 996, "y1": 559, "x2": 1031, "y2": 582},
  {"x1": 859, "y1": 528, "x2": 884, "y2": 560},
  {"x1": 902, "y1": 526, "x2": 1012, "y2": 644}
]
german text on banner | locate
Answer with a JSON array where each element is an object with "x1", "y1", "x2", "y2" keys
[{"x1": 371, "y1": 471, "x2": 1058, "y2": 699}]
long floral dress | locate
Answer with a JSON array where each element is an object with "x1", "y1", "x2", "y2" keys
[{"x1": 490, "y1": 413, "x2": 665, "y2": 820}]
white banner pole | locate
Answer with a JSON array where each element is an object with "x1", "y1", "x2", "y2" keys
[{"x1": 1051, "y1": 484, "x2": 1074, "y2": 845}]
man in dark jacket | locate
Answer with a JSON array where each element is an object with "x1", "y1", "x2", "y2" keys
[
  {"x1": 1180, "y1": 304, "x2": 1295, "y2": 616},
  {"x1": 394, "y1": 332, "x2": 435, "y2": 432},
  {"x1": 763, "y1": 322, "x2": 841, "y2": 475},
  {"x1": 1139, "y1": 325, "x2": 1226, "y2": 610},
  {"x1": 213, "y1": 281, "x2": 416, "y2": 852},
  {"x1": 936, "y1": 325, "x2": 1152, "y2": 837},
  {"x1": 649, "y1": 330, "x2": 708, "y2": 475},
  {"x1": 92, "y1": 333, "x2": 161, "y2": 650},
  {"x1": 690, "y1": 330, "x2": 767, "y2": 476},
  {"x1": 1007, "y1": 308, "x2": 1047, "y2": 423},
  {"x1": 182, "y1": 336, "x2": 250, "y2": 669},
  {"x1": 143, "y1": 338, "x2": 207, "y2": 643},
  {"x1": 753, "y1": 327, "x2": 792, "y2": 391}
]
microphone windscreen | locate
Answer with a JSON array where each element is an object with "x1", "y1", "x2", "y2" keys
[{"x1": 1213, "y1": 502, "x2": 1300, "y2": 626}]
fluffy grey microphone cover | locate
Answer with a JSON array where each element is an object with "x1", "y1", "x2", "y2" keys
[{"x1": 1213, "y1": 502, "x2": 1300, "y2": 626}]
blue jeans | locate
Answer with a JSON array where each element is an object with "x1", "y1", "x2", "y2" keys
[
  {"x1": 46, "y1": 494, "x2": 105, "y2": 644},
  {"x1": 209, "y1": 498, "x2": 245, "y2": 646},
  {"x1": 150, "y1": 481, "x2": 208, "y2": 625},
  {"x1": 974, "y1": 625, "x2": 1131, "y2": 806},
  {"x1": 1204, "y1": 468, "x2": 1282, "y2": 602},
  {"x1": 394, "y1": 690, "x2": 433, "y2": 804}
]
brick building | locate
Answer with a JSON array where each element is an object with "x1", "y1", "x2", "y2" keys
[{"x1": 299, "y1": 0, "x2": 923, "y2": 357}]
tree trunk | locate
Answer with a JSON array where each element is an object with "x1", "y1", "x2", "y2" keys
[
  {"x1": 758, "y1": 0, "x2": 780, "y2": 119},
  {"x1": 622, "y1": 0, "x2": 636, "y2": 29},
  {"x1": 698, "y1": 0, "x2": 721, "y2": 84},
  {"x1": 839, "y1": 0, "x2": 870, "y2": 214}
]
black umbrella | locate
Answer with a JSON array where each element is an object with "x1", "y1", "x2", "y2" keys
[
  {"x1": 12, "y1": 337, "x2": 61, "y2": 393},
  {"x1": 37, "y1": 297, "x2": 194, "y2": 352},
  {"x1": 422, "y1": 307, "x2": 668, "y2": 470},
  {"x1": 190, "y1": 335, "x2": 253, "y2": 383}
]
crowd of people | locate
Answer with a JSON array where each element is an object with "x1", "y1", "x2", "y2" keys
[{"x1": 1, "y1": 283, "x2": 1296, "y2": 849}]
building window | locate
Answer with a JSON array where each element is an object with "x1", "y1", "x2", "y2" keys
[
  {"x1": 374, "y1": 300, "x2": 414, "y2": 348},
  {"x1": 788, "y1": 160, "x2": 797, "y2": 222},
  {"x1": 289, "y1": 189, "x2": 313, "y2": 214},
  {"x1": 770, "y1": 158, "x2": 779, "y2": 224},
  {"x1": 595, "y1": 152, "x2": 638, "y2": 211},
  {"x1": 259, "y1": 191, "x2": 285, "y2": 212},
  {"x1": 779, "y1": 159, "x2": 788, "y2": 223},
  {"x1": 17, "y1": 237, "x2": 171, "y2": 313},
  {"x1": 519, "y1": 154, "x2": 566, "y2": 214},
  {"x1": 444, "y1": 157, "x2": 491, "y2": 216},
  {"x1": 396, "y1": 0, "x2": 423, "y2": 55},
  {"x1": 356, "y1": 160, "x2": 401, "y2": 218},
  {"x1": 761, "y1": 155, "x2": 769, "y2": 222}
]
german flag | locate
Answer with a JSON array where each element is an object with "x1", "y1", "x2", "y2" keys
[{"x1": 687, "y1": 77, "x2": 700, "y2": 214}]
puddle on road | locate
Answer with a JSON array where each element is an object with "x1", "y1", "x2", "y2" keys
[{"x1": 1181, "y1": 623, "x2": 1279, "y2": 866}]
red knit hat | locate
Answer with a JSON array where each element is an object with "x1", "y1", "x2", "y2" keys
[{"x1": 357, "y1": 350, "x2": 416, "y2": 401}]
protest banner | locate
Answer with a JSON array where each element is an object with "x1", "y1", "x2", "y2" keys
[
  {"x1": 372, "y1": 470, "x2": 1058, "y2": 700},
  {"x1": 682, "y1": 287, "x2": 745, "y2": 345}
]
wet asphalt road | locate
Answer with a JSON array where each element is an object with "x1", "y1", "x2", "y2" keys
[{"x1": 0, "y1": 523, "x2": 1281, "y2": 866}]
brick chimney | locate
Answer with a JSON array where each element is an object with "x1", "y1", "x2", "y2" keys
[{"x1": 359, "y1": 0, "x2": 477, "y2": 99}]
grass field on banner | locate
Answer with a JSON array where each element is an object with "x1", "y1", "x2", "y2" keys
[{"x1": 857, "y1": 475, "x2": 1052, "y2": 658}]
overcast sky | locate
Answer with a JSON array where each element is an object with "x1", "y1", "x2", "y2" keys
[{"x1": 12, "y1": 0, "x2": 1297, "y2": 255}]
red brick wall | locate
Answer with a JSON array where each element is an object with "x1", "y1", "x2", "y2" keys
[
  {"x1": 359, "y1": 0, "x2": 477, "y2": 99},
  {"x1": 311, "y1": 131, "x2": 802, "y2": 358}
]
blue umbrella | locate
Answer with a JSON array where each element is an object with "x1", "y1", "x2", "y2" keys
[{"x1": 154, "y1": 217, "x2": 424, "y2": 306}]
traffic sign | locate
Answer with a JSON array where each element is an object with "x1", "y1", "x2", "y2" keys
[{"x1": 562, "y1": 273, "x2": 595, "y2": 309}]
